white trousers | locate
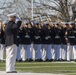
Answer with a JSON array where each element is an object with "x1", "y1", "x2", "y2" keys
[
  {"x1": 21, "y1": 44, "x2": 32, "y2": 61},
  {"x1": 34, "y1": 44, "x2": 42, "y2": 60},
  {"x1": 31, "y1": 43, "x2": 35, "y2": 60},
  {"x1": 52, "y1": 45, "x2": 55, "y2": 60},
  {"x1": 73, "y1": 45, "x2": 76, "y2": 60},
  {"x1": 0, "y1": 44, "x2": 5, "y2": 60},
  {"x1": 53, "y1": 45, "x2": 61, "y2": 60},
  {"x1": 42, "y1": 44, "x2": 52, "y2": 60},
  {"x1": 42, "y1": 44, "x2": 47, "y2": 61},
  {"x1": 46, "y1": 44, "x2": 52, "y2": 60},
  {"x1": 21, "y1": 45, "x2": 26, "y2": 61},
  {"x1": 6, "y1": 44, "x2": 17, "y2": 72},
  {"x1": 61, "y1": 45, "x2": 67, "y2": 60},
  {"x1": 67, "y1": 45, "x2": 73, "y2": 61},
  {"x1": 25, "y1": 45, "x2": 32, "y2": 59},
  {"x1": 67, "y1": 45, "x2": 70, "y2": 61}
]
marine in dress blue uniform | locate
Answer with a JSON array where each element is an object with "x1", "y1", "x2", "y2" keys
[
  {"x1": 41, "y1": 22, "x2": 52, "y2": 61},
  {"x1": 32, "y1": 21, "x2": 42, "y2": 61},
  {"x1": 20, "y1": 22, "x2": 32, "y2": 62}
]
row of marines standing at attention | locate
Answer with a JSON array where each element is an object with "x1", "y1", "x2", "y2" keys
[{"x1": 0, "y1": 20, "x2": 76, "y2": 62}]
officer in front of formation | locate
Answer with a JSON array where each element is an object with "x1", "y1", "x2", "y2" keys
[{"x1": 4, "y1": 13, "x2": 22, "y2": 73}]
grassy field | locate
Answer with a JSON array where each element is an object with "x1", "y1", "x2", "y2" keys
[{"x1": 0, "y1": 61, "x2": 76, "y2": 75}]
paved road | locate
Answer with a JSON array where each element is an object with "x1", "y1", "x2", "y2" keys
[{"x1": 0, "y1": 71, "x2": 64, "y2": 75}]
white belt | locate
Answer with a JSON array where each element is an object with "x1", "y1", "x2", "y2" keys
[
  {"x1": 35, "y1": 36, "x2": 40, "y2": 39},
  {"x1": 55, "y1": 36, "x2": 60, "y2": 39},
  {"x1": 25, "y1": 35, "x2": 30, "y2": 38},
  {"x1": 68, "y1": 36, "x2": 75, "y2": 38},
  {"x1": 45, "y1": 36, "x2": 51, "y2": 40},
  {"x1": 74, "y1": 31, "x2": 76, "y2": 33},
  {"x1": 17, "y1": 36, "x2": 20, "y2": 38}
]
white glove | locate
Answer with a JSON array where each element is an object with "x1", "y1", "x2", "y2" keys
[{"x1": 16, "y1": 17, "x2": 21, "y2": 21}]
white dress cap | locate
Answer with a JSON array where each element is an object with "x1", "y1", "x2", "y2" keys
[{"x1": 7, "y1": 13, "x2": 16, "y2": 17}]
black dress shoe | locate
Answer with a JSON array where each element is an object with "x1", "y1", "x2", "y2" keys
[
  {"x1": 39, "y1": 59, "x2": 43, "y2": 62},
  {"x1": 49, "y1": 59, "x2": 53, "y2": 62},
  {"x1": 6, "y1": 71, "x2": 17, "y2": 73},
  {"x1": 46, "y1": 59, "x2": 49, "y2": 62},
  {"x1": 17, "y1": 59, "x2": 22, "y2": 62},
  {"x1": 27, "y1": 58, "x2": 33, "y2": 62},
  {"x1": 35, "y1": 59, "x2": 39, "y2": 62},
  {"x1": 57, "y1": 59, "x2": 62, "y2": 61},
  {"x1": 25, "y1": 59, "x2": 29, "y2": 62}
]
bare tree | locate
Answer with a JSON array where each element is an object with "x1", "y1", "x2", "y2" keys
[
  {"x1": 34, "y1": 0, "x2": 74, "y2": 21},
  {"x1": 0, "y1": 0, "x2": 75, "y2": 21}
]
